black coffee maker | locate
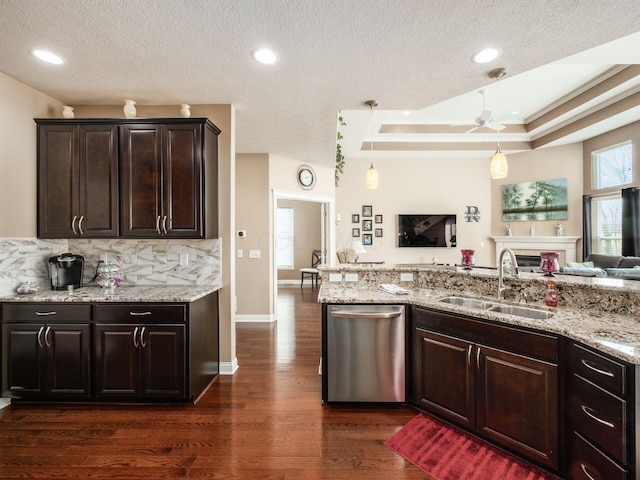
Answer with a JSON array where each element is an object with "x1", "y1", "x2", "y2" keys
[{"x1": 48, "y1": 253, "x2": 84, "y2": 291}]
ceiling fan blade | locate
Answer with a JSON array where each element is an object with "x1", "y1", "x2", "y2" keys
[
  {"x1": 479, "y1": 109, "x2": 492, "y2": 122},
  {"x1": 486, "y1": 123, "x2": 506, "y2": 132},
  {"x1": 464, "y1": 125, "x2": 479, "y2": 134}
]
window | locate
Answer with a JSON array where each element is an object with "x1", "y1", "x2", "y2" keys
[
  {"x1": 276, "y1": 207, "x2": 294, "y2": 269},
  {"x1": 589, "y1": 141, "x2": 633, "y2": 255}
]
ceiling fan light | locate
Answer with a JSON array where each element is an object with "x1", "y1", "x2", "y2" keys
[
  {"x1": 490, "y1": 147, "x2": 508, "y2": 179},
  {"x1": 366, "y1": 162, "x2": 379, "y2": 189},
  {"x1": 472, "y1": 47, "x2": 501, "y2": 64}
]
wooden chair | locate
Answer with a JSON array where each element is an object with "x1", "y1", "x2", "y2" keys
[{"x1": 300, "y1": 249, "x2": 322, "y2": 288}]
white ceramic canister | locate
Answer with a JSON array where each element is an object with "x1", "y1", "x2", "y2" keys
[
  {"x1": 180, "y1": 104, "x2": 191, "y2": 118},
  {"x1": 123, "y1": 99, "x2": 137, "y2": 118},
  {"x1": 62, "y1": 106, "x2": 74, "y2": 118}
]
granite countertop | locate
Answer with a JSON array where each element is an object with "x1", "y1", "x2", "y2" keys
[
  {"x1": 0, "y1": 284, "x2": 222, "y2": 303},
  {"x1": 319, "y1": 280, "x2": 640, "y2": 365}
]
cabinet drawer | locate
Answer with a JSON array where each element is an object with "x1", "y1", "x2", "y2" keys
[
  {"x1": 570, "y1": 375, "x2": 627, "y2": 465},
  {"x1": 570, "y1": 342, "x2": 626, "y2": 396},
  {"x1": 569, "y1": 432, "x2": 628, "y2": 480},
  {"x1": 414, "y1": 307, "x2": 557, "y2": 362},
  {"x1": 94, "y1": 304, "x2": 186, "y2": 323},
  {"x1": 2, "y1": 303, "x2": 91, "y2": 322}
]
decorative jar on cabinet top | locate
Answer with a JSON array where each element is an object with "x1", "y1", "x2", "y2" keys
[
  {"x1": 123, "y1": 99, "x2": 137, "y2": 118},
  {"x1": 180, "y1": 104, "x2": 191, "y2": 117}
]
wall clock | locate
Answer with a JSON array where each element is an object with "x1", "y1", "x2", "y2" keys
[{"x1": 297, "y1": 165, "x2": 316, "y2": 190}]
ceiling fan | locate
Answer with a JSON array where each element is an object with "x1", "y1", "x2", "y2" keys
[{"x1": 454, "y1": 68, "x2": 513, "y2": 133}]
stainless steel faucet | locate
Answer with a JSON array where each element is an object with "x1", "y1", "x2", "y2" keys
[{"x1": 498, "y1": 248, "x2": 519, "y2": 300}]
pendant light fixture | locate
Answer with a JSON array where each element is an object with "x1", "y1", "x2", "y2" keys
[
  {"x1": 364, "y1": 100, "x2": 379, "y2": 189},
  {"x1": 488, "y1": 68, "x2": 508, "y2": 179}
]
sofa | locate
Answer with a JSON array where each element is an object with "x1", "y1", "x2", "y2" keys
[{"x1": 558, "y1": 253, "x2": 640, "y2": 280}]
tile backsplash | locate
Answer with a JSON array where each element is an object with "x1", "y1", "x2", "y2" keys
[{"x1": 0, "y1": 237, "x2": 221, "y2": 296}]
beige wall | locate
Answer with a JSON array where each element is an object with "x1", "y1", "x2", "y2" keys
[
  {"x1": 490, "y1": 143, "x2": 584, "y2": 262},
  {"x1": 235, "y1": 154, "x2": 271, "y2": 317},
  {"x1": 277, "y1": 200, "x2": 323, "y2": 281},
  {"x1": 0, "y1": 71, "x2": 63, "y2": 236},
  {"x1": 336, "y1": 155, "x2": 493, "y2": 267}
]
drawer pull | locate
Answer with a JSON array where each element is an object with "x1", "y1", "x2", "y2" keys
[
  {"x1": 140, "y1": 326, "x2": 147, "y2": 348},
  {"x1": 133, "y1": 326, "x2": 140, "y2": 348},
  {"x1": 71, "y1": 215, "x2": 78, "y2": 235},
  {"x1": 129, "y1": 311, "x2": 152, "y2": 316},
  {"x1": 37, "y1": 326, "x2": 45, "y2": 348},
  {"x1": 581, "y1": 359, "x2": 614, "y2": 377},
  {"x1": 476, "y1": 346, "x2": 481, "y2": 371},
  {"x1": 581, "y1": 404, "x2": 614, "y2": 428},
  {"x1": 44, "y1": 326, "x2": 52, "y2": 347},
  {"x1": 580, "y1": 463, "x2": 597, "y2": 480},
  {"x1": 467, "y1": 345, "x2": 472, "y2": 369},
  {"x1": 35, "y1": 311, "x2": 57, "y2": 316}
]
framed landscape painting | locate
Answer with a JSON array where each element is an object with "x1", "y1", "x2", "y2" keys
[{"x1": 502, "y1": 178, "x2": 568, "y2": 221}]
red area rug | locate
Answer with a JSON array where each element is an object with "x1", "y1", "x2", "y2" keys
[{"x1": 385, "y1": 413, "x2": 560, "y2": 480}]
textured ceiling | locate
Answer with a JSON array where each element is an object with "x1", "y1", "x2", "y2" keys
[{"x1": 1, "y1": 0, "x2": 640, "y2": 167}]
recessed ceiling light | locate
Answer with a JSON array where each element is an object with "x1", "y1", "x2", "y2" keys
[
  {"x1": 32, "y1": 49, "x2": 64, "y2": 64},
  {"x1": 472, "y1": 47, "x2": 501, "y2": 64},
  {"x1": 403, "y1": 111, "x2": 411, "y2": 116},
  {"x1": 252, "y1": 48, "x2": 279, "y2": 65}
]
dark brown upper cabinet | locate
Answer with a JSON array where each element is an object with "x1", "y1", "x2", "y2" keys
[
  {"x1": 37, "y1": 122, "x2": 119, "y2": 238},
  {"x1": 36, "y1": 118, "x2": 220, "y2": 239}
]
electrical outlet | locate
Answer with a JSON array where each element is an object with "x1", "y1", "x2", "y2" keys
[
  {"x1": 249, "y1": 250, "x2": 261, "y2": 259},
  {"x1": 329, "y1": 273, "x2": 342, "y2": 282},
  {"x1": 400, "y1": 272, "x2": 414, "y2": 282},
  {"x1": 345, "y1": 273, "x2": 358, "y2": 282},
  {"x1": 179, "y1": 253, "x2": 189, "y2": 266}
]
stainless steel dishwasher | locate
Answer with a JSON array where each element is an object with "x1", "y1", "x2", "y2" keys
[{"x1": 326, "y1": 304, "x2": 405, "y2": 402}]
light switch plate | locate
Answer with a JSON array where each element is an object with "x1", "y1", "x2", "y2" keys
[
  {"x1": 179, "y1": 253, "x2": 189, "y2": 266},
  {"x1": 345, "y1": 273, "x2": 358, "y2": 282},
  {"x1": 329, "y1": 273, "x2": 342, "y2": 282},
  {"x1": 249, "y1": 250, "x2": 261, "y2": 259},
  {"x1": 400, "y1": 272, "x2": 414, "y2": 282},
  {"x1": 237, "y1": 249, "x2": 243, "y2": 258}
]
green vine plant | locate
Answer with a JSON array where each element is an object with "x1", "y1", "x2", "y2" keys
[{"x1": 335, "y1": 114, "x2": 346, "y2": 186}]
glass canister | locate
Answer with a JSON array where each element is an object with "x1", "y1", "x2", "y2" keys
[{"x1": 539, "y1": 251, "x2": 560, "y2": 277}]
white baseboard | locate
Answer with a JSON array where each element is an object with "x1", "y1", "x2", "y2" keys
[
  {"x1": 0, "y1": 398, "x2": 10, "y2": 410},
  {"x1": 235, "y1": 314, "x2": 276, "y2": 323},
  {"x1": 219, "y1": 357, "x2": 239, "y2": 375}
]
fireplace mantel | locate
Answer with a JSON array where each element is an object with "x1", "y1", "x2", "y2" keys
[{"x1": 490, "y1": 236, "x2": 581, "y2": 265}]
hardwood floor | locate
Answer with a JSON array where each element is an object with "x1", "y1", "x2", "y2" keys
[{"x1": 0, "y1": 286, "x2": 428, "y2": 479}]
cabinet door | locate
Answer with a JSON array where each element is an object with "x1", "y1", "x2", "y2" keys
[
  {"x1": 413, "y1": 328, "x2": 475, "y2": 429},
  {"x1": 476, "y1": 344, "x2": 559, "y2": 469},
  {"x1": 2, "y1": 323, "x2": 46, "y2": 398},
  {"x1": 78, "y1": 125, "x2": 119, "y2": 237},
  {"x1": 38, "y1": 124, "x2": 79, "y2": 238},
  {"x1": 94, "y1": 324, "x2": 140, "y2": 399},
  {"x1": 162, "y1": 124, "x2": 203, "y2": 237},
  {"x1": 120, "y1": 124, "x2": 163, "y2": 237},
  {"x1": 46, "y1": 324, "x2": 91, "y2": 399},
  {"x1": 140, "y1": 325, "x2": 186, "y2": 399}
]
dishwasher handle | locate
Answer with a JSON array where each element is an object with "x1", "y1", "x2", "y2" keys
[{"x1": 330, "y1": 310, "x2": 403, "y2": 319}]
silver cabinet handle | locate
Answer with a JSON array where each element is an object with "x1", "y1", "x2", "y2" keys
[
  {"x1": 476, "y1": 346, "x2": 481, "y2": 371},
  {"x1": 71, "y1": 215, "x2": 78, "y2": 235},
  {"x1": 78, "y1": 215, "x2": 84, "y2": 235},
  {"x1": 581, "y1": 359, "x2": 614, "y2": 378},
  {"x1": 133, "y1": 326, "x2": 139, "y2": 348},
  {"x1": 467, "y1": 345, "x2": 473, "y2": 369},
  {"x1": 580, "y1": 463, "x2": 597, "y2": 480},
  {"x1": 156, "y1": 215, "x2": 161, "y2": 235},
  {"x1": 44, "y1": 326, "x2": 52, "y2": 347},
  {"x1": 581, "y1": 404, "x2": 615, "y2": 428},
  {"x1": 37, "y1": 326, "x2": 45, "y2": 348},
  {"x1": 140, "y1": 326, "x2": 147, "y2": 348},
  {"x1": 35, "y1": 311, "x2": 57, "y2": 316},
  {"x1": 331, "y1": 311, "x2": 403, "y2": 319},
  {"x1": 162, "y1": 216, "x2": 168, "y2": 234},
  {"x1": 129, "y1": 311, "x2": 152, "y2": 316}
]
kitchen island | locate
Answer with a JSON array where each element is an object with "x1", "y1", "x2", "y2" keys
[
  {"x1": 318, "y1": 264, "x2": 640, "y2": 479},
  {"x1": 1, "y1": 285, "x2": 221, "y2": 404}
]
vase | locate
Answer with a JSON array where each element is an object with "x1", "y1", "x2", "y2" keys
[
  {"x1": 180, "y1": 104, "x2": 191, "y2": 118},
  {"x1": 62, "y1": 106, "x2": 74, "y2": 118},
  {"x1": 461, "y1": 249, "x2": 475, "y2": 270},
  {"x1": 123, "y1": 99, "x2": 137, "y2": 118},
  {"x1": 540, "y1": 252, "x2": 560, "y2": 277}
]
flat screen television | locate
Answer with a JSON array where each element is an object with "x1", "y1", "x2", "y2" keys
[{"x1": 397, "y1": 214, "x2": 457, "y2": 247}]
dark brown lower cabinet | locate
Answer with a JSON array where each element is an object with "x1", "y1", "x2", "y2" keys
[
  {"x1": 411, "y1": 306, "x2": 559, "y2": 470},
  {"x1": 1, "y1": 304, "x2": 92, "y2": 400},
  {"x1": 94, "y1": 323, "x2": 186, "y2": 400}
]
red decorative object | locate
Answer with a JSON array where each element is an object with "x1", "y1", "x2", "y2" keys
[
  {"x1": 540, "y1": 251, "x2": 560, "y2": 277},
  {"x1": 385, "y1": 413, "x2": 560, "y2": 480},
  {"x1": 461, "y1": 249, "x2": 475, "y2": 270}
]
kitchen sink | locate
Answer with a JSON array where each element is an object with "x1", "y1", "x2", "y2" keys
[
  {"x1": 438, "y1": 296, "x2": 494, "y2": 310},
  {"x1": 487, "y1": 304, "x2": 554, "y2": 320}
]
